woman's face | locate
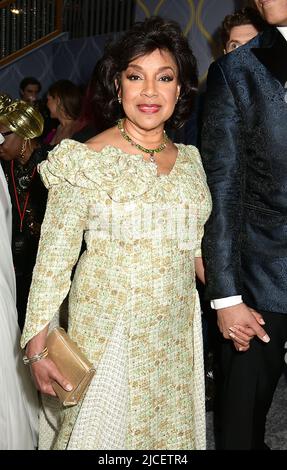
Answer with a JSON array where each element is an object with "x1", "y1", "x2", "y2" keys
[
  {"x1": 47, "y1": 93, "x2": 60, "y2": 118},
  {"x1": 118, "y1": 48, "x2": 180, "y2": 132},
  {"x1": 0, "y1": 124, "x2": 22, "y2": 161}
]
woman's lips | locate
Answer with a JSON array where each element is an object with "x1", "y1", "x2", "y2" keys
[{"x1": 137, "y1": 104, "x2": 161, "y2": 113}]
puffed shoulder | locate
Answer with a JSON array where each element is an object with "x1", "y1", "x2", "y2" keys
[
  {"x1": 176, "y1": 144, "x2": 207, "y2": 178},
  {"x1": 38, "y1": 138, "x2": 159, "y2": 202},
  {"x1": 39, "y1": 139, "x2": 84, "y2": 188}
]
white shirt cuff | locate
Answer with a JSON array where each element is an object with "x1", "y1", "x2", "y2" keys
[{"x1": 210, "y1": 295, "x2": 243, "y2": 310}]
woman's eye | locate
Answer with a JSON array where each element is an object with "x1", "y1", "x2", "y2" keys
[
  {"x1": 127, "y1": 74, "x2": 142, "y2": 81},
  {"x1": 159, "y1": 75, "x2": 174, "y2": 82}
]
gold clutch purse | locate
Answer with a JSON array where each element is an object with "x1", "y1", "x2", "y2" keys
[{"x1": 46, "y1": 327, "x2": 96, "y2": 406}]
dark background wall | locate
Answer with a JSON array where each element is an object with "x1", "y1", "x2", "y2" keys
[{"x1": 0, "y1": 0, "x2": 246, "y2": 98}]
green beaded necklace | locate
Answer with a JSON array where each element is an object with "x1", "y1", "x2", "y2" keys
[{"x1": 117, "y1": 119, "x2": 168, "y2": 163}]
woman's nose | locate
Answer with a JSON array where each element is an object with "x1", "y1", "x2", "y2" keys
[{"x1": 140, "y1": 80, "x2": 158, "y2": 97}]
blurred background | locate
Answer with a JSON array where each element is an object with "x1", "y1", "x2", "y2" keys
[{"x1": 0, "y1": 0, "x2": 249, "y2": 96}]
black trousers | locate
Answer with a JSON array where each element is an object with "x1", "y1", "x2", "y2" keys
[{"x1": 216, "y1": 311, "x2": 287, "y2": 450}]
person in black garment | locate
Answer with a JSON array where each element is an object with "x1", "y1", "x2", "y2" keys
[
  {"x1": 201, "y1": 0, "x2": 287, "y2": 449},
  {"x1": 0, "y1": 99, "x2": 49, "y2": 331}
]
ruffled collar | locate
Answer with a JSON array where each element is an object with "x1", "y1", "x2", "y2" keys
[{"x1": 39, "y1": 139, "x2": 195, "y2": 203}]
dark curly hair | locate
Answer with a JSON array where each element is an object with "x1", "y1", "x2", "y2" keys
[
  {"x1": 93, "y1": 16, "x2": 198, "y2": 129},
  {"x1": 220, "y1": 7, "x2": 266, "y2": 50}
]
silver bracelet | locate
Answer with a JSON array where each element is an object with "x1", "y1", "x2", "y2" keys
[{"x1": 23, "y1": 347, "x2": 48, "y2": 365}]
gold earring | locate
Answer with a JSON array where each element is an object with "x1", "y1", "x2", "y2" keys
[{"x1": 20, "y1": 138, "x2": 28, "y2": 160}]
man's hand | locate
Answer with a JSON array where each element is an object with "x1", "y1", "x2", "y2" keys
[{"x1": 217, "y1": 303, "x2": 270, "y2": 351}]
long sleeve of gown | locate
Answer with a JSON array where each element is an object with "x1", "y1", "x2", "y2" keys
[
  {"x1": 21, "y1": 142, "x2": 89, "y2": 348},
  {"x1": 192, "y1": 148, "x2": 212, "y2": 258}
]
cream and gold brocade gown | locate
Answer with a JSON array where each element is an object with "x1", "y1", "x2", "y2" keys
[{"x1": 21, "y1": 139, "x2": 211, "y2": 450}]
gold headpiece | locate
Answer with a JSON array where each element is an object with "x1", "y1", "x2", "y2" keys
[
  {"x1": 0, "y1": 93, "x2": 12, "y2": 114},
  {"x1": 0, "y1": 99, "x2": 44, "y2": 139}
]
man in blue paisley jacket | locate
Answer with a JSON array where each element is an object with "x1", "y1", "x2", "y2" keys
[{"x1": 202, "y1": 0, "x2": 287, "y2": 450}]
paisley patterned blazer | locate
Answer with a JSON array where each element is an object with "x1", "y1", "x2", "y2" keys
[{"x1": 202, "y1": 27, "x2": 287, "y2": 314}]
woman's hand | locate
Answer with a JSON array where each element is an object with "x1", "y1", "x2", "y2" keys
[
  {"x1": 228, "y1": 324, "x2": 255, "y2": 352},
  {"x1": 25, "y1": 326, "x2": 73, "y2": 396},
  {"x1": 228, "y1": 308, "x2": 267, "y2": 352},
  {"x1": 217, "y1": 303, "x2": 270, "y2": 352},
  {"x1": 30, "y1": 357, "x2": 73, "y2": 396}
]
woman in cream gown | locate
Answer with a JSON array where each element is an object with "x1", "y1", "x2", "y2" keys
[
  {"x1": 0, "y1": 133, "x2": 38, "y2": 449},
  {"x1": 21, "y1": 17, "x2": 211, "y2": 450}
]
